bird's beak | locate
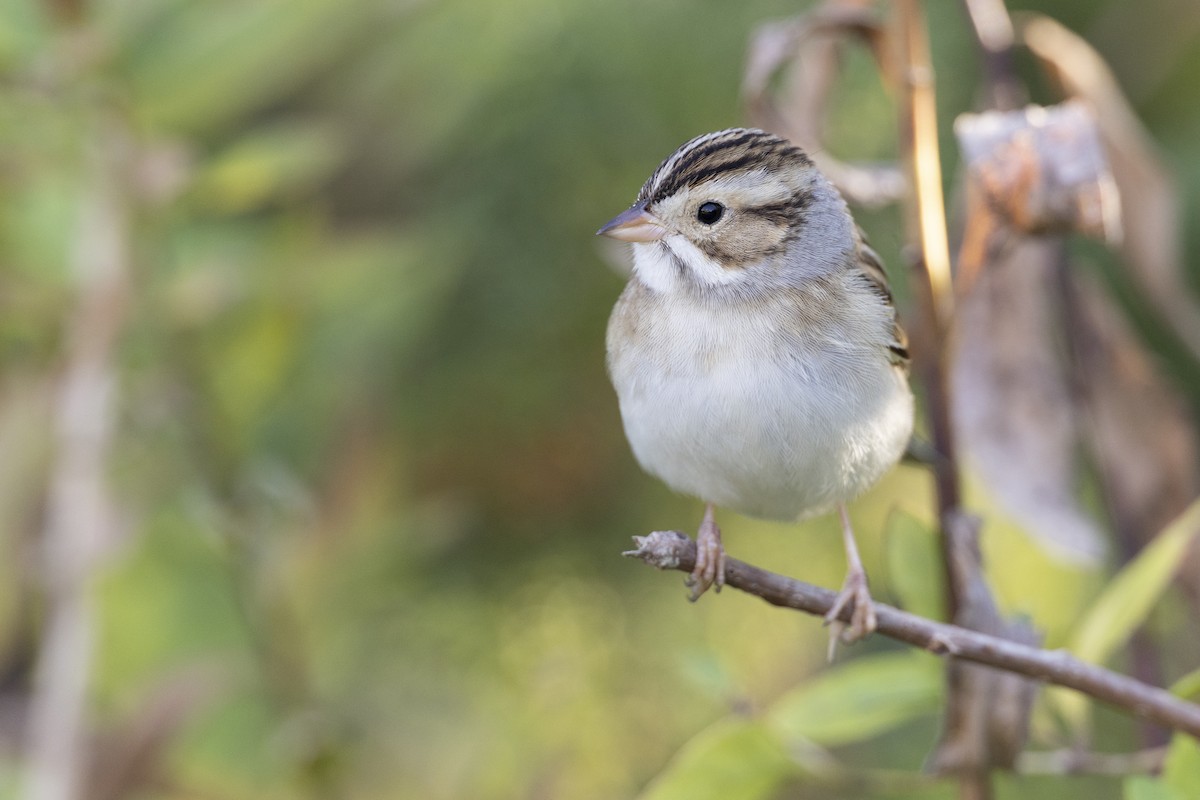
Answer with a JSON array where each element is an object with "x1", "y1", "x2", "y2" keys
[{"x1": 596, "y1": 202, "x2": 668, "y2": 242}]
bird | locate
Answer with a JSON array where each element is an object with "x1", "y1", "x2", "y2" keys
[{"x1": 599, "y1": 127, "x2": 913, "y2": 645}]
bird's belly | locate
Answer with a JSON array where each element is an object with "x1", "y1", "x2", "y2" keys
[{"x1": 616, "y1": 353, "x2": 912, "y2": 521}]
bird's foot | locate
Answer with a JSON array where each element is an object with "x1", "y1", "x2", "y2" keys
[
  {"x1": 823, "y1": 568, "x2": 877, "y2": 659},
  {"x1": 686, "y1": 504, "x2": 725, "y2": 601}
]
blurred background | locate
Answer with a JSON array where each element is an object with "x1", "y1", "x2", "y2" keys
[{"x1": 1, "y1": 0, "x2": 1199, "y2": 798}]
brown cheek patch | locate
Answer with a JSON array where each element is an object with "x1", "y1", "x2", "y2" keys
[{"x1": 698, "y1": 215, "x2": 790, "y2": 268}]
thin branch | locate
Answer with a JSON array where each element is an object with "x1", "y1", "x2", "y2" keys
[
  {"x1": 624, "y1": 530, "x2": 1200, "y2": 741},
  {"x1": 1016, "y1": 746, "x2": 1166, "y2": 776}
]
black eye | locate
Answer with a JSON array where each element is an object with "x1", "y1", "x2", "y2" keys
[{"x1": 696, "y1": 201, "x2": 724, "y2": 225}]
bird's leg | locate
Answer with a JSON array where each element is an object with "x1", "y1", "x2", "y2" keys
[
  {"x1": 824, "y1": 504, "x2": 877, "y2": 654},
  {"x1": 687, "y1": 503, "x2": 726, "y2": 601}
]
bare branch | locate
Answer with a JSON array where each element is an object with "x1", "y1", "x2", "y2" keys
[
  {"x1": 1016, "y1": 746, "x2": 1166, "y2": 776},
  {"x1": 624, "y1": 531, "x2": 1200, "y2": 741}
]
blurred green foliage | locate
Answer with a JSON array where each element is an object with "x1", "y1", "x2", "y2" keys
[{"x1": 0, "y1": 0, "x2": 1198, "y2": 799}]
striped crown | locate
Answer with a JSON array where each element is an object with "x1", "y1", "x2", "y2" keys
[{"x1": 637, "y1": 128, "x2": 812, "y2": 207}]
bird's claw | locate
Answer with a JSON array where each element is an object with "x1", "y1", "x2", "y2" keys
[
  {"x1": 823, "y1": 569, "x2": 876, "y2": 659},
  {"x1": 687, "y1": 510, "x2": 726, "y2": 601}
]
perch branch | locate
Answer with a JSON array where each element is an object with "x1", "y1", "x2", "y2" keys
[{"x1": 624, "y1": 530, "x2": 1200, "y2": 741}]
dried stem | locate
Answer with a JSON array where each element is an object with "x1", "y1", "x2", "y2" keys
[
  {"x1": 625, "y1": 531, "x2": 1200, "y2": 741},
  {"x1": 742, "y1": 6, "x2": 908, "y2": 208},
  {"x1": 893, "y1": 3, "x2": 1028, "y2": 793},
  {"x1": 894, "y1": 0, "x2": 954, "y2": 331},
  {"x1": 23, "y1": 123, "x2": 129, "y2": 800},
  {"x1": 892, "y1": 0, "x2": 967, "y2": 629}
]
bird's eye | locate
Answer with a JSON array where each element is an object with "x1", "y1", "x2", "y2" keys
[{"x1": 696, "y1": 201, "x2": 724, "y2": 225}]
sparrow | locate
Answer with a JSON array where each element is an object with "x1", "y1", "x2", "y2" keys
[{"x1": 599, "y1": 128, "x2": 913, "y2": 644}]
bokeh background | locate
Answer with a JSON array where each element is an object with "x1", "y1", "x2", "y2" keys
[{"x1": 1, "y1": 0, "x2": 1199, "y2": 798}]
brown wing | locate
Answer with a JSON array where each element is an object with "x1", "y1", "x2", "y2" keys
[{"x1": 855, "y1": 228, "x2": 911, "y2": 371}]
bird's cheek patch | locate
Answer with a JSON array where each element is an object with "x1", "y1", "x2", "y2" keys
[{"x1": 725, "y1": 218, "x2": 790, "y2": 264}]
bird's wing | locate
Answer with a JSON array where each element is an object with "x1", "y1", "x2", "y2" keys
[{"x1": 855, "y1": 229, "x2": 911, "y2": 371}]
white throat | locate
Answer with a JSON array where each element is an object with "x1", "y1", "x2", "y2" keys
[{"x1": 631, "y1": 236, "x2": 743, "y2": 293}]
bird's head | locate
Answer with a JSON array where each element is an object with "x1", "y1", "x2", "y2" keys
[{"x1": 598, "y1": 128, "x2": 853, "y2": 295}]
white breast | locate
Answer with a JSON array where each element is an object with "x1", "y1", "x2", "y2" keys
[{"x1": 607, "y1": 277, "x2": 913, "y2": 521}]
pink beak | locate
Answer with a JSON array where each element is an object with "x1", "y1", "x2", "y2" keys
[{"x1": 596, "y1": 202, "x2": 668, "y2": 242}]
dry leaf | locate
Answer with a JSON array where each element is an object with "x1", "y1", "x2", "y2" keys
[
  {"x1": 1019, "y1": 14, "x2": 1200, "y2": 600},
  {"x1": 742, "y1": 2, "x2": 907, "y2": 208},
  {"x1": 1021, "y1": 15, "x2": 1200, "y2": 366},
  {"x1": 1062, "y1": 269, "x2": 1200, "y2": 592},
  {"x1": 951, "y1": 235, "x2": 1106, "y2": 562}
]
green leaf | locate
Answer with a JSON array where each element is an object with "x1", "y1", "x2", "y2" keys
[
  {"x1": 1125, "y1": 776, "x2": 1183, "y2": 800},
  {"x1": 1042, "y1": 685, "x2": 1086, "y2": 740},
  {"x1": 1070, "y1": 499, "x2": 1200, "y2": 665},
  {"x1": 1169, "y1": 668, "x2": 1200, "y2": 703},
  {"x1": 1163, "y1": 732, "x2": 1200, "y2": 800},
  {"x1": 765, "y1": 652, "x2": 942, "y2": 747},
  {"x1": 884, "y1": 510, "x2": 946, "y2": 620},
  {"x1": 0, "y1": 0, "x2": 50, "y2": 72},
  {"x1": 676, "y1": 649, "x2": 738, "y2": 703},
  {"x1": 1046, "y1": 496, "x2": 1200, "y2": 743},
  {"x1": 207, "y1": 306, "x2": 299, "y2": 441},
  {"x1": 638, "y1": 719, "x2": 793, "y2": 800},
  {"x1": 128, "y1": 0, "x2": 367, "y2": 136},
  {"x1": 1050, "y1": 499, "x2": 1200, "y2": 738},
  {"x1": 191, "y1": 123, "x2": 345, "y2": 214}
]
